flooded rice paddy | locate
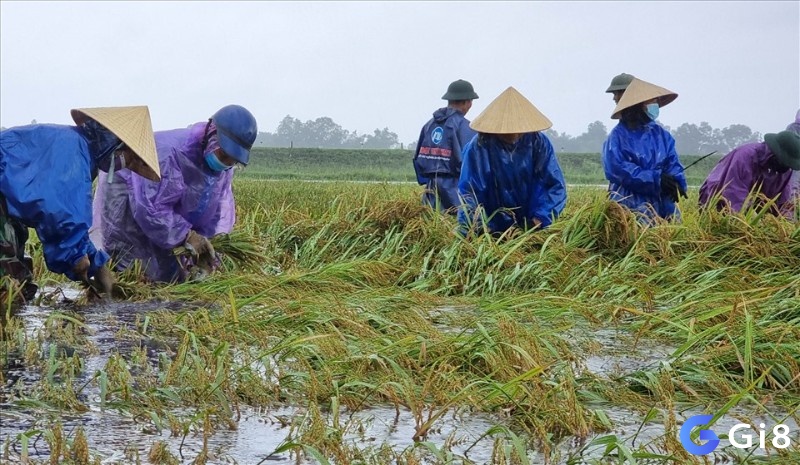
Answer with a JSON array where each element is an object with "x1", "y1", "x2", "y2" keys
[{"x1": 2, "y1": 290, "x2": 798, "y2": 464}]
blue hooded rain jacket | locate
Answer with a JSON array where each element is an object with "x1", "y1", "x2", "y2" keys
[
  {"x1": 413, "y1": 107, "x2": 476, "y2": 211},
  {"x1": 1, "y1": 124, "x2": 114, "y2": 281},
  {"x1": 602, "y1": 121, "x2": 687, "y2": 221},
  {"x1": 457, "y1": 132, "x2": 567, "y2": 234}
]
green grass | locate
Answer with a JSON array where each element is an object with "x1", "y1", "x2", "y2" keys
[{"x1": 241, "y1": 147, "x2": 723, "y2": 185}]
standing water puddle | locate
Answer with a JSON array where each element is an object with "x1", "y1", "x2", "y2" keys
[{"x1": 576, "y1": 328, "x2": 676, "y2": 377}]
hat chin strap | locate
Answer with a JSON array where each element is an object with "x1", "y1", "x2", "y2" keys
[{"x1": 106, "y1": 143, "x2": 127, "y2": 184}]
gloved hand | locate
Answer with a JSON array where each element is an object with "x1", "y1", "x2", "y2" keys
[
  {"x1": 93, "y1": 264, "x2": 116, "y2": 297},
  {"x1": 184, "y1": 230, "x2": 215, "y2": 262},
  {"x1": 660, "y1": 173, "x2": 683, "y2": 202}
]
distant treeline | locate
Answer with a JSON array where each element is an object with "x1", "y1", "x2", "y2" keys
[
  {"x1": 243, "y1": 147, "x2": 722, "y2": 186},
  {"x1": 2, "y1": 116, "x2": 762, "y2": 155},
  {"x1": 252, "y1": 115, "x2": 762, "y2": 156},
  {"x1": 254, "y1": 116, "x2": 402, "y2": 149}
]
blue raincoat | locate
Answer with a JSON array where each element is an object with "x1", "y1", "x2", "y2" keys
[
  {"x1": 413, "y1": 107, "x2": 475, "y2": 211},
  {"x1": 602, "y1": 122, "x2": 687, "y2": 221},
  {"x1": 457, "y1": 132, "x2": 567, "y2": 234},
  {"x1": 92, "y1": 122, "x2": 235, "y2": 283},
  {"x1": 0, "y1": 124, "x2": 113, "y2": 281}
]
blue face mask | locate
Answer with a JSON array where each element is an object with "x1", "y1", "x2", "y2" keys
[
  {"x1": 645, "y1": 103, "x2": 660, "y2": 121},
  {"x1": 204, "y1": 151, "x2": 232, "y2": 172}
]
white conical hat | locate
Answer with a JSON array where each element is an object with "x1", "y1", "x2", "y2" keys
[
  {"x1": 71, "y1": 106, "x2": 160, "y2": 181},
  {"x1": 470, "y1": 86, "x2": 552, "y2": 134},
  {"x1": 611, "y1": 78, "x2": 678, "y2": 120}
]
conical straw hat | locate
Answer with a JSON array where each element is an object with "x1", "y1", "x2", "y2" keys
[
  {"x1": 470, "y1": 86, "x2": 552, "y2": 134},
  {"x1": 611, "y1": 78, "x2": 678, "y2": 120},
  {"x1": 71, "y1": 106, "x2": 161, "y2": 181}
]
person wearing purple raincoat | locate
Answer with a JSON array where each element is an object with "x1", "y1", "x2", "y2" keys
[
  {"x1": 92, "y1": 105, "x2": 257, "y2": 283},
  {"x1": 698, "y1": 130, "x2": 800, "y2": 219}
]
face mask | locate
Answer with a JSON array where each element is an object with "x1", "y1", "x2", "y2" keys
[
  {"x1": 204, "y1": 151, "x2": 232, "y2": 172},
  {"x1": 645, "y1": 103, "x2": 660, "y2": 121}
]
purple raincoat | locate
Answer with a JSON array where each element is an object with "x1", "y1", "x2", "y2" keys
[
  {"x1": 92, "y1": 122, "x2": 235, "y2": 282},
  {"x1": 698, "y1": 141, "x2": 797, "y2": 219}
]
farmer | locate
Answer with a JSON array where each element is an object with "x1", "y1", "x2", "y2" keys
[
  {"x1": 92, "y1": 105, "x2": 257, "y2": 283},
  {"x1": 1, "y1": 106, "x2": 161, "y2": 304},
  {"x1": 413, "y1": 79, "x2": 479, "y2": 214},
  {"x1": 457, "y1": 86, "x2": 567, "y2": 236},
  {"x1": 602, "y1": 77, "x2": 687, "y2": 224},
  {"x1": 698, "y1": 130, "x2": 799, "y2": 219},
  {"x1": 606, "y1": 73, "x2": 635, "y2": 104}
]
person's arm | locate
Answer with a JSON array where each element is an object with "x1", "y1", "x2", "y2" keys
[
  {"x1": 127, "y1": 149, "x2": 192, "y2": 249},
  {"x1": 457, "y1": 138, "x2": 487, "y2": 235},
  {"x1": 719, "y1": 157, "x2": 757, "y2": 213},
  {"x1": 602, "y1": 132, "x2": 661, "y2": 195},
  {"x1": 664, "y1": 134, "x2": 688, "y2": 196},
  {"x1": 528, "y1": 134, "x2": 567, "y2": 228},
  {"x1": 452, "y1": 120, "x2": 476, "y2": 174},
  {"x1": 200, "y1": 171, "x2": 236, "y2": 237},
  {"x1": 413, "y1": 127, "x2": 428, "y2": 185},
  {"x1": 37, "y1": 179, "x2": 110, "y2": 281}
]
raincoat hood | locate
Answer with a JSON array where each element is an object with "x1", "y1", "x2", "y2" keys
[{"x1": 433, "y1": 107, "x2": 460, "y2": 123}]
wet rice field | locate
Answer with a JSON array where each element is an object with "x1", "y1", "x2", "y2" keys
[{"x1": 2, "y1": 289, "x2": 797, "y2": 464}]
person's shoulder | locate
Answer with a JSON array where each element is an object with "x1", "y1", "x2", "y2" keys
[
  {"x1": 729, "y1": 141, "x2": 765, "y2": 159},
  {"x1": 530, "y1": 132, "x2": 555, "y2": 151},
  {"x1": 607, "y1": 122, "x2": 626, "y2": 136},
  {"x1": 3, "y1": 124, "x2": 83, "y2": 146}
]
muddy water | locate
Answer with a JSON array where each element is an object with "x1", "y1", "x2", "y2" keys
[{"x1": 1, "y1": 296, "x2": 798, "y2": 464}]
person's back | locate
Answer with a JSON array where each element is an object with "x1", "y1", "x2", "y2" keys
[
  {"x1": 2, "y1": 107, "x2": 161, "y2": 304},
  {"x1": 1, "y1": 124, "x2": 91, "y2": 299},
  {"x1": 414, "y1": 79, "x2": 478, "y2": 214}
]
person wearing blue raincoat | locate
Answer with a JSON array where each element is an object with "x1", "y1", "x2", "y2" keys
[
  {"x1": 0, "y1": 106, "x2": 162, "y2": 303},
  {"x1": 92, "y1": 105, "x2": 257, "y2": 283},
  {"x1": 414, "y1": 79, "x2": 479, "y2": 214},
  {"x1": 458, "y1": 87, "x2": 567, "y2": 236},
  {"x1": 602, "y1": 78, "x2": 687, "y2": 223}
]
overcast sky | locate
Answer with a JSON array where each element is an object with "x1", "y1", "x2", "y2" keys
[{"x1": 2, "y1": 1, "x2": 798, "y2": 145}]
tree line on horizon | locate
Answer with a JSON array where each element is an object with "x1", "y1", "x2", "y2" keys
[
  {"x1": 253, "y1": 115, "x2": 763, "y2": 155},
  {"x1": 2, "y1": 116, "x2": 763, "y2": 156}
]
